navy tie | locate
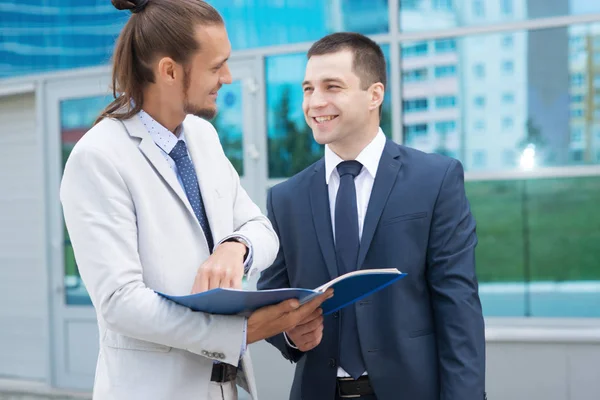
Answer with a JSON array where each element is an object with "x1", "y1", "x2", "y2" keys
[
  {"x1": 169, "y1": 140, "x2": 214, "y2": 252},
  {"x1": 335, "y1": 160, "x2": 366, "y2": 379}
]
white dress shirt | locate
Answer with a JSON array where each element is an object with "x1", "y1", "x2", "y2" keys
[{"x1": 285, "y1": 127, "x2": 387, "y2": 378}]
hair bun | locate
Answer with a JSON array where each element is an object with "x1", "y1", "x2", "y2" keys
[{"x1": 111, "y1": 0, "x2": 149, "y2": 13}]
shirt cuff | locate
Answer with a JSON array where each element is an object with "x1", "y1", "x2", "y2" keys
[
  {"x1": 217, "y1": 234, "x2": 254, "y2": 275},
  {"x1": 283, "y1": 332, "x2": 298, "y2": 350}
]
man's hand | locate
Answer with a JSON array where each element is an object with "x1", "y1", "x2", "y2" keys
[
  {"x1": 191, "y1": 241, "x2": 247, "y2": 293},
  {"x1": 246, "y1": 289, "x2": 333, "y2": 345},
  {"x1": 285, "y1": 307, "x2": 324, "y2": 352}
]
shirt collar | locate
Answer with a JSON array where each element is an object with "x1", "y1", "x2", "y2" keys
[
  {"x1": 137, "y1": 109, "x2": 185, "y2": 155},
  {"x1": 325, "y1": 127, "x2": 387, "y2": 184}
]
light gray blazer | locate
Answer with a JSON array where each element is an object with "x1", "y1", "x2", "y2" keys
[{"x1": 60, "y1": 114, "x2": 279, "y2": 400}]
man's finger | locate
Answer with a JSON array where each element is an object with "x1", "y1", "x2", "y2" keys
[
  {"x1": 301, "y1": 340, "x2": 319, "y2": 351},
  {"x1": 292, "y1": 315, "x2": 323, "y2": 336},
  {"x1": 294, "y1": 290, "x2": 333, "y2": 319},
  {"x1": 231, "y1": 278, "x2": 242, "y2": 290},
  {"x1": 299, "y1": 333, "x2": 322, "y2": 351},
  {"x1": 306, "y1": 289, "x2": 334, "y2": 308},
  {"x1": 197, "y1": 271, "x2": 209, "y2": 293},
  {"x1": 298, "y1": 308, "x2": 323, "y2": 325},
  {"x1": 206, "y1": 270, "x2": 221, "y2": 290},
  {"x1": 272, "y1": 298, "x2": 300, "y2": 315},
  {"x1": 190, "y1": 280, "x2": 202, "y2": 295}
]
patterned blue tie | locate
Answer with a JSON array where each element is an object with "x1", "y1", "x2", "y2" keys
[
  {"x1": 335, "y1": 160, "x2": 366, "y2": 379},
  {"x1": 169, "y1": 140, "x2": 214, "y2": 252}
]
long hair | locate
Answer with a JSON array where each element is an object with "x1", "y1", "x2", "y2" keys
[{"x1": 95, "y1": 0, "x2": 224, "y2": 125}]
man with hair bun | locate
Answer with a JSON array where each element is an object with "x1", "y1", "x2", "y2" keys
[{"x1": 60, "y1": 1, "x2": 331, "y2": 399}]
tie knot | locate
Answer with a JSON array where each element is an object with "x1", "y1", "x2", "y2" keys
[
  {"x1": 169, "y1": 140, "x2": 188, "y2": 161},
  {"x1": 337, "y1": 160, "x2": 363, "y2": 178}
]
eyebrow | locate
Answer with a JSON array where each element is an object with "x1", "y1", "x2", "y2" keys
[
  {"x1": 302, "y1": 77, "x2": 345, "y2": 87},
  {"x1": 213, "y1": 56, "x2": 229, "y2": 68}
]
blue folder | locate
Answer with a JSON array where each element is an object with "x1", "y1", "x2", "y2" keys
[{"x1": 156, "y1": 268, "x2": 407, "y2": 316}]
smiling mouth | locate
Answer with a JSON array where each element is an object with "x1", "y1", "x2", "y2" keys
[{"x1": 313, "y1": 115, "x2": 338, "y2": 124}]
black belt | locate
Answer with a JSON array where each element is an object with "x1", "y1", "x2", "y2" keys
[
  {"x1": 337, "y1": 376, "x2": 374, "y2": 398},
  {"x1": 210, "y1": 363, "x2": 237, "y2": 383}
]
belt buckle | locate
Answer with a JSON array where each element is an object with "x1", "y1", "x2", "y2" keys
[
  {"x1": 212, "y1": 363, "x2": 235, "y2": 383},
  {"x1": 221, "y1": 363, "x2": 236, "y2": 382},
  {"x1": 337, "y1": 377, "x2": 361, "y2": 399},
  {"x1": 218, "y1": 364, "x2": 228, "y2": 382}
]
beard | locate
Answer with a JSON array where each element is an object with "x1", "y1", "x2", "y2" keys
[
  {"x1": 184, "y1": 100, "x2": 216, "y2": 119},
  {"x1": 182, "y1": 66, "x2": 218, "y2": 120}
]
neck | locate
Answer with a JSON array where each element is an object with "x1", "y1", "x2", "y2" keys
[
  {"x1": 329, "y1": 124, "x2": 379, "y2": 161},
  {"x1": 141, "y1": 87, "x2": 185, "y2": 135}
]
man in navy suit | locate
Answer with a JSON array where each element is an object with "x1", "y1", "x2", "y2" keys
[{"x1": 257, "y1": 32, "x2": 486, "y2": 400}]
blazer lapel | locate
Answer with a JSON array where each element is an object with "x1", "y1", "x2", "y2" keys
[
  {"x1": 357, "y1": 140, "x2": 402, "y2": 268},
  {"x1": 121, "y1": 116, "x2": 199, "y2": 227},
  {"x1": 309, "y1": 160, "x2": 339, "y2": 280}
]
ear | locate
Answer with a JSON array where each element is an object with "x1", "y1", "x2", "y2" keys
[
  {"x1": 156, "y1": 57, "x2": 178, "y2": 84},
  {"x1": 368, "y1": 82, "x2": 385, "y2": 112}
]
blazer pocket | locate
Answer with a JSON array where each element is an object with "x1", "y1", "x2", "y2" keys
[
  {"x1": 409, "y1": 327, "x2": 434, "y2": 338},
  {"x1": 380, "y1": 211, "x2": 428, "y2": 226},
  {"x1": 104, "y1": 329, "x2": 171, "y2": 353}
]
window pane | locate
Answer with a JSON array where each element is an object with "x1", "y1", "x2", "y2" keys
[
  {"x1": 211, "y1": 81, "x2": 244, "y2": 176},
  {"x1": 471, "y1": 176, "x2": 600, "y2": 317},
  {"x1": 401, "y1": 24, "x2": 600, "y2": 171},
  {"x1": 1, "y1": 0, "x2": 389, "y2": 79},
  {"x1": 0, "y1": 3, "x2": 126, "y2": 78},
  {"x1": 399, "y1": 0, "x2": 600, "y2": 32},
  {"x1": 267, "y1": 46, "x2": 391, "y2": 178},
  {"x1": 61, "y1": 95, "x2": 113, "y2": 306},
  {"x1": 467, "y1": 179, "x2": 526, "y2": 316},
  {"x1": 212, "y1": 0, "x2": 389, "y2": 50},
  {"x1": 526, "y1": 176, "x2": 600, "y2": 317}
]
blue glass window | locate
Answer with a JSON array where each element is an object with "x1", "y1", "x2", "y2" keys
[
  {"x1": 399, "y1": 0, "x2": 600, "y2": 32},
  {"x1": 0, "y1": 0, "x2": 389, "y2": 79}
]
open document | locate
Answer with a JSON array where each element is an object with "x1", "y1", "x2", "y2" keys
[{"x1": 156, "y1": 268, "x2": 406, "y2": 316}]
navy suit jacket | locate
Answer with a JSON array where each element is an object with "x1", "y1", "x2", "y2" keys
[{"x1": 257, "y1": 139, "x2": 486, "y2": 400}]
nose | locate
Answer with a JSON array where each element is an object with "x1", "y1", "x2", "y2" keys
[
  {"x1": 308, "y1": 89, "x2": 327, "y2": 110},
  {"x1": 220, "y1": 62, "x2": 233, "y2": 85}
]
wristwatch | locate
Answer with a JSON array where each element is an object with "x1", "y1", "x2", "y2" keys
[{"x1": 224, "y1": 236, "x2": 251, "y2": 271}]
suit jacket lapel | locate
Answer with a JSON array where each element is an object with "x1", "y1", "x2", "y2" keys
[
  {"x1": 309, "y1": 160, "x2": 339, "y2": 280},
  {"x1": 357, "y1": 140, "x2": 402, "y2": 268},
  {"x1": 121, "y1": 116, "x2": 200, "y2": 229}
]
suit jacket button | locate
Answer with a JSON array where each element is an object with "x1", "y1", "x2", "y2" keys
[
  {"x1": 328, "y1": 358, "x2": 336, "y2": 368},
  {"x1": 333, "y1": 311, "x2": 339, "y2": 319}
]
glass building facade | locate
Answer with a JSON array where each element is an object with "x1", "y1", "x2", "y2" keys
[{"x1": 3, "y1": 0, "x2": 600, "y2": 318}]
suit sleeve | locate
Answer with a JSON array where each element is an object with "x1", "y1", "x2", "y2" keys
[
  {"x1": 206, "y1": 122, "x2": 279, "y2": 277},
  {"x1": 60, "y1": 146, "x2": 245, "y2": 366},
  {"x1": 212, "y1": 125, "x2": 279, "y2": 279},
  {"x1": 256, "y1": 188, "x2": 304, "y2": 363},
  {"x1": 426, "y1": 159, "x2": 486, "y2": 400}
]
